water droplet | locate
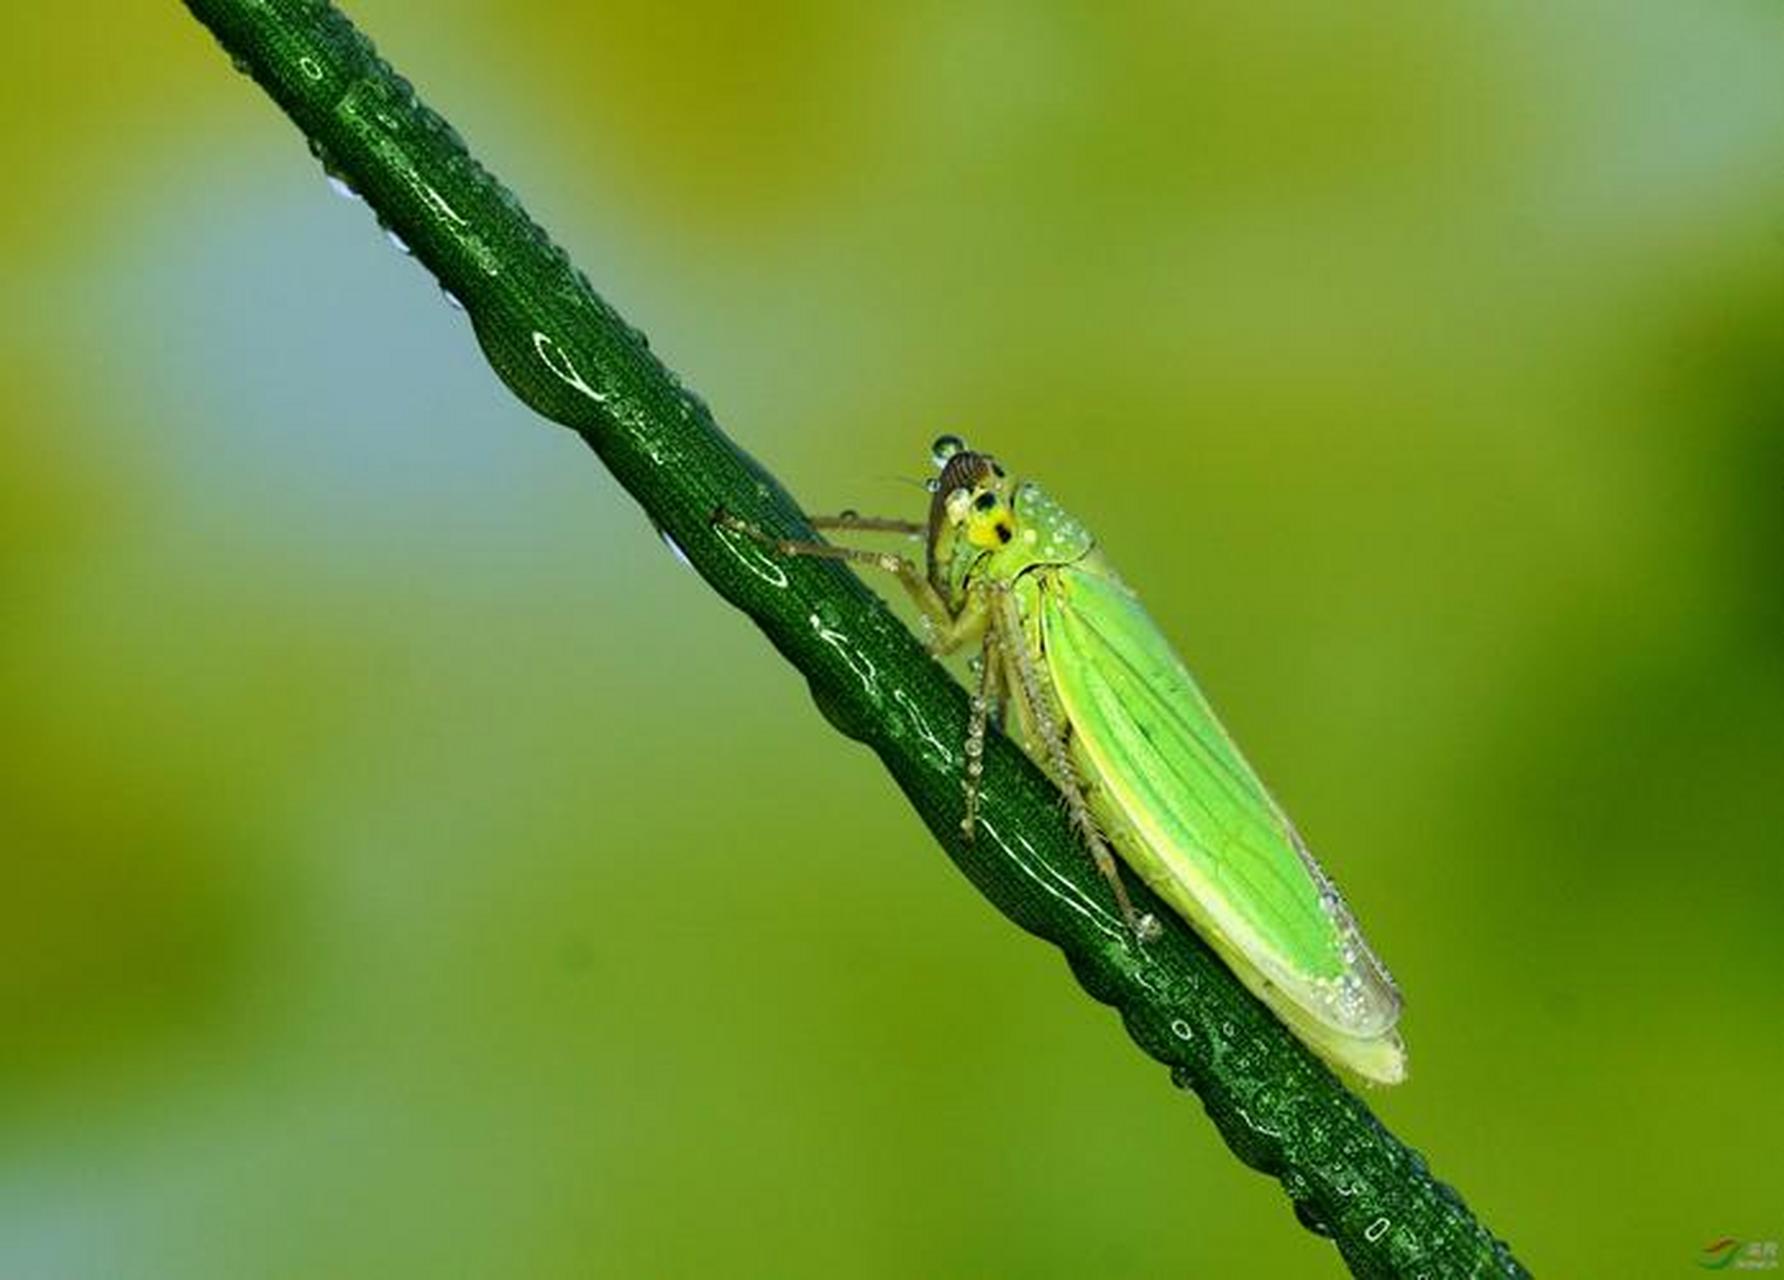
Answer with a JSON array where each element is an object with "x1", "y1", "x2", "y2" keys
[
  {"x1": 1169, "y1": 1018, "x2": 1194, "y2": 1041},
  {"x1": 931, "y1": 434, "x2": 968, "y2": 466},
  {"x1": 298, "y1": 55, "x2": 324, "y2": 82},
  {"x1": 441, "y1": 288, "x2": 465, "y2": 312},
  {"x1": 1364, "y1": 1216, "x2": 1391, "y2": 1243},
  {"x1": 839, "y1": 508, "x2": 859, "y2": 521},
  {"x1": 714, "y1": 522, "x2": 789, "y2": 589},
  {"x1": 531, "y1": 331, "x2": 610, "y2": 406},
  {"x1": 811, "y1": 612, "x2": 881, "y2": 699},
  {"x1": 659, "y1": 528, "x2": 693, "y2": 569},
  {"x1": 924, "y1": 477, "x2": 941, "y2": 494},
  {"x1": 386, "y1": 228, "x2": 412, "y2": 256},
  {"x1": 1294, "y1": 1200, "x2": 1334, "y2": 1238},
  {"x1": 326, "y1": 174, "x2": 361, "y2": 203}
]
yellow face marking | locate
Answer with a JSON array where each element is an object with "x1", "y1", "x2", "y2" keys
[{"x1": 957, "y1": 484, "x2": 1016, "y2": 549}]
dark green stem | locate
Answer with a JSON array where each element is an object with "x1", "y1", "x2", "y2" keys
[{"x1": 179, "y1": 3, "x2": 1526, "y2": 1275}]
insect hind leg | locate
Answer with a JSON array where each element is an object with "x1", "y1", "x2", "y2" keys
[
  {"x1": 960, "y1": 626, "x2": 1002, "y2": 842},
  {"x1": 991, "y1": 585, "x2": 1161, "y2": 943}
]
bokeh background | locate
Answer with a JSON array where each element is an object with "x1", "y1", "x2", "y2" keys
[{"x1": 6, "y1": 3, "x2": 1783, "y2": 1275}]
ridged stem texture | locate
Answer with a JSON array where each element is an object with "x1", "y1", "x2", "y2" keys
[{"x1": 180, "y1": 4, "x2": 1528, "y2": 1275}]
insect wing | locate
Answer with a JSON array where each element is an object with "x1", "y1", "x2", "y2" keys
[{"x1": 1037, "y1": 564, "x2": 1402, "y2": 1055}]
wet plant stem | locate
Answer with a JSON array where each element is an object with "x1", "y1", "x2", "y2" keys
[{"x1": 180, "y1": 3, "x2": 1527, "y2": 1275}]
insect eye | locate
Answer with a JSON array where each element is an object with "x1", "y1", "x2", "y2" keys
[{"x1": 973, "y1": 492, "x2": 998, "y2": 512}]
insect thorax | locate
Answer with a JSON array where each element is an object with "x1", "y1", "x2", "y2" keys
[{"x1": 960, "y1": 481, "x2": 1096, "y2": 590}]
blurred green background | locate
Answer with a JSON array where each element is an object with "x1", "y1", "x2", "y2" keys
[{"x1": 5, "y1": 3, "x2": 1783, "y2": 1276}]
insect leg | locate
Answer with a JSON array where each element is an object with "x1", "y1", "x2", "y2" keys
[
  {"x1": 991, "y1": 585, "x2": 1160, "y2": 942},
  {"x1": 713, "y1": 510, "x2": 969, "y2": 645},
  {"x1": 960, "y1": 624, "x2": 1001, "y2": 842},
  {"x1": 808, "y1": 513, "x2": 926, "y2": 536}
]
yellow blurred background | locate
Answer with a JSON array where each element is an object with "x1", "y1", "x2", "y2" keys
[{"x1": 5, "y1": 3, "x2": 1783, "y2": 1275}]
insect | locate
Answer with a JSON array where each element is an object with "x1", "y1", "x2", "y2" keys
[{"x1": 718, "y1": 435, "x2": 1405, "y2": 1084}]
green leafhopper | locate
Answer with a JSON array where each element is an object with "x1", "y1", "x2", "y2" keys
[{"x1": 720, "y1": 435, "x2": 1405, "y2": 1085}]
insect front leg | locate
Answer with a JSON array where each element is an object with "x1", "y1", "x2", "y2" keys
[
  {"x1": 990, "y1": 585, "x2": 1161, "y2": 943},
  {"x1": 713, "y1": 509, "x2": 964, "y2": 644},
  {"x1": 808, "y1": 512, "x2": 925, "y2": 537}
]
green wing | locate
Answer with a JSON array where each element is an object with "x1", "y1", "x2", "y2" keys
[{"x1": 1036, "y1": 559, "x2": 1402, "y2": 1070}]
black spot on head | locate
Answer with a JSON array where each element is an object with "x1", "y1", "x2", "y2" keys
[
  {"x1": 974, "y1": 492, "x2": 998, "y2": 512},
  {"x1": 995, "y1": 523, "x2": 1013, "y2": 544}
]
